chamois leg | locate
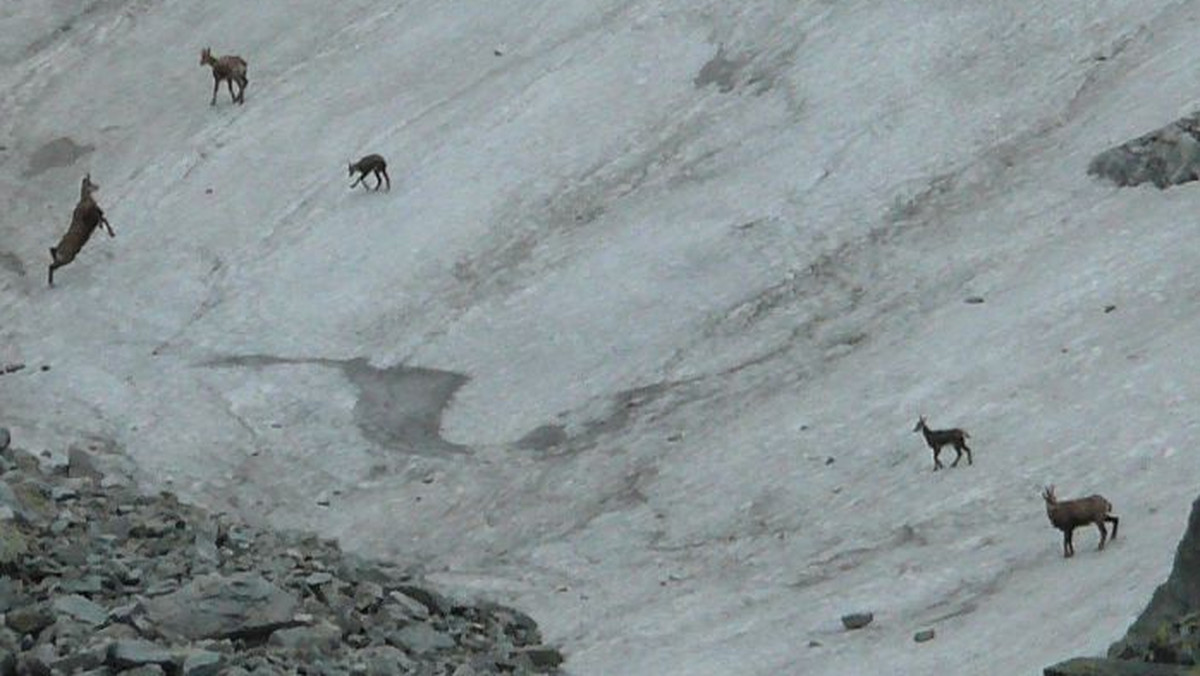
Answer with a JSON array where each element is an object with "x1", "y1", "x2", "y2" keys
[
  {"x1": 48, "y1": 248, "x2": 63, "y2": 287},
  {"x1": 960, "y1": 441, "x2": 973, "y2": 465},
  {"x1": 1096, "y1": 521, "x2": 1109, "y2": 550},
  {"x1": 236, "y1": 77, "x2": 247, "y2": 103},
  {"x1": 100, "y1": 215, "x2": 114, "y2": 237},
  {"x1": 372, "y1": 171, "x2": 383, "y2": 191},
  {"x1": 1063, "y1": 529, "x2": 1075, "y2": 558},
  {"x1": 1106, "y1": 515, "x2": 1119, "y2": 540},
  {"x1": 211, "y1": 78, "x2": 220, "y2": 106},
  {"x1": 932, "y1": 448, "x2": 943, "y2": 471},
  {"x1": 950, "y1": 447, "x2": 964, "y2": 468},
  {"x1": 350, "y1": 174, "x2": 364, "y2": 189},
  {"x1": 381, "y1": 168, "x2": 391, "y2": 191},
  {"x1": 226, "y1": 79, "x2": 236, "y2": 103}
]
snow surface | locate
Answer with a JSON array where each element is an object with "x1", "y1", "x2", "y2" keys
[{"x1": 4, "y1": 2, "x2": 1200, "y2": 674}]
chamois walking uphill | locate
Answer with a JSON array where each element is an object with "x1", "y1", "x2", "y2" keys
[
  {"x1": 48, "y1": 174, "x2": 114, "y2": 287},
  {"x1": 348, "y1": 154, "x2": 390, "y2": 191},
  {"x1": 200, "y1": 47, "x2": 248, "y2": 105},
  {"x1": 913, "y1": 415, "x2": 972, "y2": 471},
  {"x1": 1042, "y1": 485, "x2": 1119, "y2": 558}
]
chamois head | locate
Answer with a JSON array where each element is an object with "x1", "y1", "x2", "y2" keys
[
  {"x1": 347, "y1": 162, "x2": 355, "y2": 177},
  {"x1": 1042, "y1": 485, "x2": 1057, "y2": 506},
  {"x1": 200, "y1": 47, "x2": 213, "y2": 66},
  {"x1": 80, "y1": 174, "x2": 98, "y2": 200},
  {"x1": 912, "y1": 415, "x2": 927, "y2": 433}
]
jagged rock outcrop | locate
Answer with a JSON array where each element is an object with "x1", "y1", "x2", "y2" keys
[
  {"x1": 0, "y1": 431, "x2": 565, "y2": 675},
  {"x1": 1045, "y1": 657, "x2": 1195, "y2": 675},
  {"x1": 1088, "y1": 113, "x2": 1200, "y2": 188},
  {"x1": 1044, "y1": 494, "x2": 1200, "y2": 675}
]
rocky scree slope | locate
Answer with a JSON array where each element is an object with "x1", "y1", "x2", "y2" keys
[{"x1": 0, "y1": 428, "x2": 563, "y2": 675}]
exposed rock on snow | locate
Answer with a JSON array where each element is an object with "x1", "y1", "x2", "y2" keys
[
  {"x1": 841, "y1": 612, "x2": 874, "y2": 630},
  {"x1": 1089, "y1": 113, "x2": 1200, "y2": 188}
]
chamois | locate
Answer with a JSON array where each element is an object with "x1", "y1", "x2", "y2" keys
[
  {"x1": 1042, "y1": 485, "x2": 1119, "y2": 558},
  {"x1": 348, "y1": 154, "x2": 390, "y2": 191},
  {"x1": 1046, "y1": 489, "x2": 1118, "y2": 557},
  {"x1": 913, "y1": 415, "x2": 972, "y2": 471},
  {"x1": 48, "y1": 174, "x2": 114, "y2": 286},
  {"x1": 200, "y1": 47, "x2": 248, "y2": 105}
]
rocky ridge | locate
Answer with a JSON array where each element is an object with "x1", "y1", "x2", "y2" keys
[{"x1": 0, "y1": 428, "x2": 563, "y2": 675}]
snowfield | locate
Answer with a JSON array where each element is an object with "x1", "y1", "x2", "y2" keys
[{"x1": 3, "y1": 2, "x2": 1200, "y2": 674}]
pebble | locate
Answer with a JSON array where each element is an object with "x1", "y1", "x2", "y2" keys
[{"x1": 841, "y1": 612, "x2": 874, "y2": 630}]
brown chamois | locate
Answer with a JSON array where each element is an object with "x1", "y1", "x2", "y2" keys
[
  {"x1": 913, "y1": 415, "x2": 972, "y2": 471},
  {"x1": 48, "y1": 174, "x2": 114, "y2": 286},
  {"x1": 200, "y1": 47, "x2": 248, "y2": 105},
  {"x1": 1042, "y1": 485, "x2": 1119, "y2": 558},
  {"x1": 348, "y1": 154, "x2": 390, "y2": 191}
]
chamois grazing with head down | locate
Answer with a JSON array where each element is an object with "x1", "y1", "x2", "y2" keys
[
  {"x1": 913, "y1": 415, "x2": 972, "y2": 471},
  {"x1": 200, "y1": 47, "x2": 248, "y2": 105},
  {"x1": 1042, "y1": 485, "x2": 1119, "y2": 558},
  {"x1": 348, "y1": 154, "x2": 390, "y2": 191},
  {"x1": 48, "y1": 174, "x2": 114, "y2": 287}
]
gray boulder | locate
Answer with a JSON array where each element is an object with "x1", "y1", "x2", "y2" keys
[
  {"x1": 49, "y1": 642, "x2": 108, "y2": 674},
  {"x1": 840, "y1": 612, "x2": 873, "y2": 630},
  {"x1": 52, "y1": 594, "x2": 109, "y2": 627},
  {"x1": 5, "y1": 604, "x2": 52, "y2": 636},
  {"x1": 388, "y1": 623, "x2": 455, "y2": 655},
  {"x1": 393, "y1": 585, "x2": 452, "y2": 617},
  {"x1": 66, "y1": 448, "x2": 104, "y2": 481},
  {"x1": 105, "y1": 639, "x2": 174, "y2": 670},
  {"x1": 179, "y1": 649, "x2": 224, "y2": 676},
  {"x1": 386, "y1": 591, "x2": 430, "y2": 621},
  {"x1": 514, "y1": 646, "x2": 565, "y2": 671},
  {"x1": 354, "y1": 645, "x2": 417, "y2": 676},
  {"x1": 0, "y1": 522, "x2": 28, "y2": 567},
  {"x1": 18, "y1": 643, "x2": 54, "y2": 676},
  {"x1": 267, "y1": 621, "x2": 342, "y2": 654},
  {"x1": 143, "y1": 572, "x2": 299, "y2": 641}
]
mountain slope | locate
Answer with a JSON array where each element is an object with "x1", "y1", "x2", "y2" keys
[{"x1": 3, "y1": 2, "x2": 1199, "y2": 674}]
